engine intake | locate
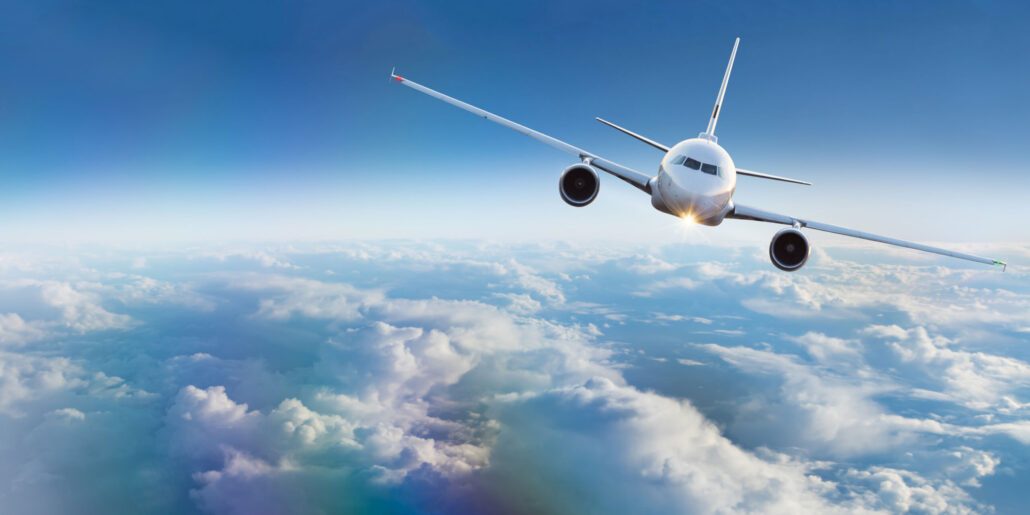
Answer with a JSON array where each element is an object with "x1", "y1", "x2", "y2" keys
[
  {"x1": 559, "y1": 164, "x2": 599, "y2": 207},
  {"x1": 769, "y1": 228, "x2": 810, "y2": 271}
]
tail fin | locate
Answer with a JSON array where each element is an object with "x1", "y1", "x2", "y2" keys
[{"x1": 702, "y1": 38, "x2": 740, "y2": 140}]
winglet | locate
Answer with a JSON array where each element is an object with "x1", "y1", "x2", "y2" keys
[
  {"x1": 994, "y1": 259, "x2": 1008, "y2": 272},
  {"x1": 390, "y1": 67, "x2": 402, "y2": 83}
]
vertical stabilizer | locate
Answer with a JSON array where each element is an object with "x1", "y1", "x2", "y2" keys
[{"x1": 703, "y1": 38, "x2": 740, "y2": 139}]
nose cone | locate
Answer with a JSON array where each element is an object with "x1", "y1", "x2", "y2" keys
[
  {"x1": 656, "y1": 138, "x2": 737, "y2": 223},
  {"x1": 660, "y1": 167, "x2": 729, "y2": 219},
  {"x1": 664, "y1": 166, "x2": 727, "y2": 196}
]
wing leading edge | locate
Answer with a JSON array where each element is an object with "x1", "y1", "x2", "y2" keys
[
  {"x1": 391, "y1": 72, "x2": 652, "y2": 193},
  {"x1": 729, "y1": 203, "x2": 1007, "y2": 269}
]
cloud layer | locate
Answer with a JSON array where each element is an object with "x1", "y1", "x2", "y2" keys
[{"x1": 0, "y1": 241, "x2": 1027, "y2": 513}]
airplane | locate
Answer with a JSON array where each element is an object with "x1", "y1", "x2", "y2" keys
[{"x1": 390, "y1": 38, "x2": 1007, "y2": 272}]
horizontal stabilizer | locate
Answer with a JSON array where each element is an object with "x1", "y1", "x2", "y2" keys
[{"x1": 736, "y1": 168, "x2": 812, "y2": 186}]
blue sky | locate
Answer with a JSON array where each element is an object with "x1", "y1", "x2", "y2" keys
[{"x1": 0, "y1": 0, "x2": 1027, "y2": 244}]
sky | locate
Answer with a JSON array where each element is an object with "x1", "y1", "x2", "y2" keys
[
  {"x1": 0, "y1": 0, "x2": 1028, "y2": 244},
  {"x1": 2, "y1": 2, "x2": 1030, "y2": 514}
]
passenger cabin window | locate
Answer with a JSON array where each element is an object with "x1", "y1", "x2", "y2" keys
[
  {"x1": 671, "y1": 155, "x2": 686, "y2": 165},
  {"x1": 684, "y1": 158, "x2": 701, "y2": 170},
  {"x1": 701, "y1": 163, "x2": 718, "y2": 175}
]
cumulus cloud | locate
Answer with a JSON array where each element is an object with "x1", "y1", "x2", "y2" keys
[
  {"x1": 0, "y1": 242, "x2": 1025, "y2": 513},
  {"x1": 0, "y1": 279, "x2": 133, "y2": 345},
  {"x1": 486, "y1": 377, "x2": 844, "y2": 514},
  {"x1": 0, "y1": 352, "x2": 88, "y2": 416},
  {"x1": 862, "y1": 324, "x2": 1030, "y2": 411},
  {"x1": 502, "y1": 259, "x2": 566, "y2": 304},
  {"x1": 618, "y1": 253, "x2": 679, "y2": 274},
  {"x1": 841, "y1": 466, "x2": 985, "y2": 514},
  {"x1": 700, "y1": 342, "x2": 935, "y2": 457},
  {"x1": 228, "y1": 274, "x2": 383, "y2": 321}
]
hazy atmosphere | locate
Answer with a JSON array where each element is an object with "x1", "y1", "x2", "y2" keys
[{"x1": 1, "y1": 1, "x2": 1029, "y2": 514}]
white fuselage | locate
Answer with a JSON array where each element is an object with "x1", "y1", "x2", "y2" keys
[{"x1": 649, "y1": 137, "x2": 736, "y2": 225}]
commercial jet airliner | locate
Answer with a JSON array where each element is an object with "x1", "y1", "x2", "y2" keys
[{"x1": 391, "y1": 38, "x2": 1006, "y2": 272}]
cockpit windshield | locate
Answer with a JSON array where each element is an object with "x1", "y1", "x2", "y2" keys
[
  {"x1": 675, "y1": 156, "x2": 719, "y2": 176},
  {"x1": 663, "y1": 153, "x2": 721, "y2": 176}
]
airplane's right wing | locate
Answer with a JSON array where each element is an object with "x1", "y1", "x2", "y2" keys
[
  {"x1": 728, "y1": 203, "x2": 1007, "y2": 269},
  {"x1": 391, "y1": 71, "x2": 653, "y2": 193}
]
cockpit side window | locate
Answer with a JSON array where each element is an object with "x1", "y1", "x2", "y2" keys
[
  {"x1": 701, "y1": 163, "x2": 718, "y2": 175},
  {"x1": 671, "y1": 155, "x2": 686, "y2": 165},
  {"x1": 684, "y1": 158, "x2": 701, "y2": 170}
]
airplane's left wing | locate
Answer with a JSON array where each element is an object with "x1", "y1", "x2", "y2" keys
[
  {"x1": 391, "y1": 71, "x2": 653, "y2": 193},
  {"x1": 728, "y1": 203, "x2": 1007, "y2": 269},
  {"x1": 736, "y1": 168, "x2": 812, "y2": 186}
]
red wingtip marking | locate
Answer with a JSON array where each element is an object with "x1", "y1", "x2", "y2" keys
[{"x1": 393, "y1": 75, "x2": 403, "y2": 82}]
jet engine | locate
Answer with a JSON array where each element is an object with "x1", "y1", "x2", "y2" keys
[
  {"x1": 769, "y1": 228, "x2": 810, "y2": 271},
  {"x1": 559, "y1": 164, "x2": 599, "y2": 207}
]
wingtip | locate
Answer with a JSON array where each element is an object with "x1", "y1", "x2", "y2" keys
[{"x1": 389, "y1": 67, "x2": 402, "y2": 83}]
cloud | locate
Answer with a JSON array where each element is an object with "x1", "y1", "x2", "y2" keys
[
  {"x1": 618, "y1": 254, "x2": 679, "y2": 274},
  {"x1": 0, "y1": 352, "x2": 88, "y2": 416},
  {"x1": 0, "y1": 313, "x2": 46, "y2": 345},
  {"x1": 632, "y1": 276, "x2": 700, "y2": 297},
  {"x1": 699, "y1": 342, "x2": 936, "y2": 457},
  {"x1": 841, "y1": 466, "x2": 985, "y2": 514},
  {"x1": 200, "y1": 249, "x2": 300, "y2": 269},
  {"x1": 503, "y1": 259, "x2": 566, "y2": 304},
  {"x1": 652, "y1": 313, "x2": 712, "y2": 324},
  {"x1": 0, "y1": 279, "x2": 133, "y2": 345},
  {"x1": 862, "y1": 324, "x2": 1030, "y2": 411},
  {"x1": 92, "y1": 275, "x2": 217, "y2": 311},
  {"x1": 791, "y1": 332, "x2": 862, "y2": 362},
  {"x1": 227, "y1": 274, "x2": 383, "y2": 321},
  {"x1": 492, "y1": 292, "x2": 543, "y2": 314},
  {"x1": 0, "y1": 242, "x2": 1026, "y2": 513},
  {"x1": 677, "y1": 358, "x2": 705, "y2": 366},
  {"x1": 485, "y1": 377, "x2": 846, "y2": 514}
]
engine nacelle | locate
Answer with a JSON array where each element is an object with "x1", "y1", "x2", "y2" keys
[
  {"x1": 769, "y1": 228, "x2": 810, "y2": 272},
  {"x1": 559, "y1": 164, "x2": 599, "y2": 207}
]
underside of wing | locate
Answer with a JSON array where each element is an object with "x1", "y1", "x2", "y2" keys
[
  {"x1": 728, "y1": 203, "x2": 1007, "y2": 269},
  {"x1": 392, "y1": 72, "x2": 652, "y2": 193}
]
